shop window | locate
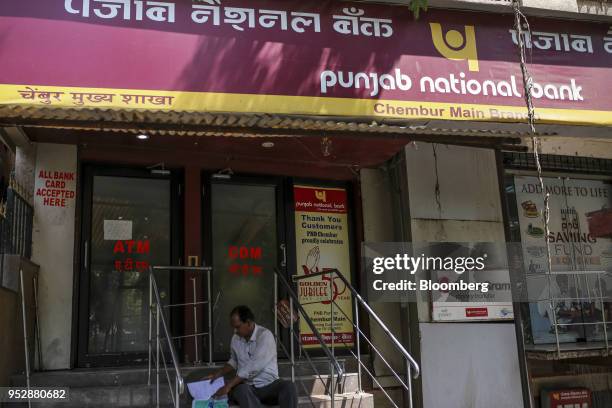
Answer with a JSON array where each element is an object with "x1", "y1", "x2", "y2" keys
[{"x1": 504, "y1": 155, "x2": 612, "y2": 346}]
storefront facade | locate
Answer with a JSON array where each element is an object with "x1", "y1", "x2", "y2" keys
[{"x1": 1, "y1": 0, "x2": 612, "y2": 407}]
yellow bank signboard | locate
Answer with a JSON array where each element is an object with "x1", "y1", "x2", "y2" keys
[{"x1": 1, "y1": 1, "x2": 611, "y2": 126}]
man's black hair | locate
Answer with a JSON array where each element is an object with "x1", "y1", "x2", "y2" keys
[{"x1": 231, "y1": 305, "x2": 255, "y2": 323}]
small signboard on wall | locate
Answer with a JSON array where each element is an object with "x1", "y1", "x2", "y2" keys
[{"x1": 541, "y1": 388, "x2": 592, "y2": 408}]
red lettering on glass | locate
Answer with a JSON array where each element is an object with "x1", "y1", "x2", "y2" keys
[
  {"x1": 241, "y1": 264, "x2": 250, "y2": 276},
  {"x1": 114, "y1": 240, "x2": 150, "y2": 254},
  {"x1": 228, "y1": 246, "x2": 263, "y2": 259},
  {"x1": 114, "y1": 240, "x2": 125, "y2": 253},
  {"x1": 136, "y1": 240, "x2": 150, "y2": 254},
  {"x1": 250, "y1": 247, "x2": 262, "y2": 259}
]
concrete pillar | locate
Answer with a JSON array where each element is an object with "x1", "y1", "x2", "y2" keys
[
  {"x1": 360, "y1": 168, "x2": 405, "y2": 384},
  {"x1": 31, "y1": 143, "x2": 77, "y2": 370},
  {"x1": 404, "y1": 143, "x2": 523, "y2": 408}
]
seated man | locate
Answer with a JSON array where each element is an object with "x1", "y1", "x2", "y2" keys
[{"x1": 207, "y1": 305, "x2": 298, "y2": 408}]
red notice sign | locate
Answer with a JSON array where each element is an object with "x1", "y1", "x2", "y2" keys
[
  {"x1": 542, "y1": 388, "x2": 592, "y2": 408},
  {"x1": 465, "y1": 307, "x2": 488, "y2": 318},
  {"x1": 294, "y1": 186, "x2": 347, "y2": 214}
]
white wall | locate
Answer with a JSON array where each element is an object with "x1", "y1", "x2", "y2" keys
[
  {"x1": 359, "y1": 168, "x2": 405, "y2": 381},
  {"x1": 406, "y1": 143, "x2": 502, "y2": 224},
  {"x1": 524, "y1": 137, "x2": 612, "y2": 160},
  {"x1": 404, "y1": 144, "x2": 523, "y2": 408},
  {"x1": 31, "y1": 143, "x2": 77, "y2": 370},
  {"x1": 420, "y1": 323, "x2": 523, "y2": 408},
  {"x1": 426, "y1": 0, "x2": 612, "y2": 19},
  {"x1": 406, "y1": 143, "x2": 505, "y2": 322}
]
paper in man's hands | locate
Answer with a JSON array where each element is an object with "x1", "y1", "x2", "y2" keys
[{"x1": 187, "y1": 377, "x2": 226, "y2": 401}]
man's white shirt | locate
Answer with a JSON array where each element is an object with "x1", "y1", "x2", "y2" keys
[{"x1": 227, "y1": 324, "x2": 279, "y2": 388}]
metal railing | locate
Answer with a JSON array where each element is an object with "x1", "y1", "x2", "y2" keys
[
  {"x1": 147, "y1": 266, "x2": 213, "y2": 408},
  {"x1": 146, "y1": 265, "x2": 417, "y2": 407},
  {"x1": 19, "y1": 268, "x2": 40, "y2": 408},
  {"x1": 0, "y1": 182, "x2": 34, "y2": 259},
  {"x1": 272, "y1": 268, "x2": 346, "y2": 407},
  {"x1": 293, "y1": 268, "x2": 420, "y2": 408}
]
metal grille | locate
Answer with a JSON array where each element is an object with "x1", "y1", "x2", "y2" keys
[
  {"x1": 0, "y1": 183, "x2": 34, "y2": 259},
  {"x1": 503, "y1": 152, "x2": 612, "y2": 176}
]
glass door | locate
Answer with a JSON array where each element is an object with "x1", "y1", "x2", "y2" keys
[
  {"x1": 206, "y1": 177, "x2": 286, "y2": 359},
  {"x1": 77, "y1": 165, "x2": 181, "y2": 367}
]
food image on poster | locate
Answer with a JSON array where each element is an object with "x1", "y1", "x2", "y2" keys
[
  {"x1": 514, "y1": 176, "x2": 612, "y2": 344},
  {"x1": 294, "y1": 185, "x2": 354, "y2": 348}
]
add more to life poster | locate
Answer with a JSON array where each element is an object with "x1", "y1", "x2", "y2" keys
[
  {"x1": 294, "y1": 185, "x2": 354, "y2": 349},
  {"x1": 514, "y1": 176, "x2": 612, "y2": 344}
]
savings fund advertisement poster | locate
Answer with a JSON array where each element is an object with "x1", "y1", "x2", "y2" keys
[
  {"x1": 294, "y1": 185, "x2": 355, "y2": 349},
  {"x1": 514, "y1": 176, "x2": 612, "y2": 344}
]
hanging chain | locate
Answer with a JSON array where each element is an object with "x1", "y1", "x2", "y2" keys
[
  {"x1": 513, "y1": 1, "x2": 561, "y2": 359},
  {"x1": 512, "y1": 1, "x2": 535, "y2": 135},
  {"x1": 512, "y1": 0, "x2": 553, "y2": 277}
]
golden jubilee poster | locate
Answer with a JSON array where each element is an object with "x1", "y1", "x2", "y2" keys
[{"x1": 294, "y1": 185, "x2": 354, "y2": 348}]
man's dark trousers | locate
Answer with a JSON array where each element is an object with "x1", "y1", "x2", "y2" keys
[{"x1": 230, "y1": 379, "x2": 298, "y2": 408}]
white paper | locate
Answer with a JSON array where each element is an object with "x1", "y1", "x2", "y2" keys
[
  {"x1": 103, "y1": 220, "x2": 132, "y2": 240},
  {"x1": 187, "y1": 377, "x2": 226, "y2": 401}
]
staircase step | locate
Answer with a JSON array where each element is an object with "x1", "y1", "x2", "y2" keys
[
  {"x1": 11, "y1": 358, "x2": 346, "y2": 388},
  {"x1": 9, "y1": 357, "x2": 366, "y2": 407},
  {"x1": 19, "y1": 391, "x2": 373, "y2": 408},
  {"x1": 224, "y1": 393, "x2": 374, "y2": 408},
  {"x1": 10, "y1": 372, "x2": 361, "y2": 400},
  {"x1": 302, "y1": 392, "x2": 374, "y2": 408},
  {"x1": 11, "y1": 368, "x2": 151, "y2": 388},
  {"x1": 10, "y1": 371, "x2": 363, "y2": 406},
  {"x1": 12, "y1": 373, "x2": 359, "y2": 396}
]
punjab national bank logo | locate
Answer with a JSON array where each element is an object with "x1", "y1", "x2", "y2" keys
[
  {"x1": 315, "y1": 190, "x2": 327, "y2": 202},
  {"x1": 430, "y1": 23, "x2": 479, "y2": 72}
]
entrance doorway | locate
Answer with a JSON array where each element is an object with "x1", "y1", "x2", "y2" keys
[
  {"x1": 77, "y1": 165, "x2": 182, "y2": 367},
  {"x1": 205, "y1": 176, "x2": 287, "y2": 359}
]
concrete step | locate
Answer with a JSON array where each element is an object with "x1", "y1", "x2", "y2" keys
[
  {"x1": 17, "y1": 391, "x2": 373, "y2": 408},
  {"x1": 9, "y1": 366, "x2": 364, "y2": 407},
  {"x1": 301, "y1": 393, "x2": 374, "y2": 408},
  {"x1": 159, "y1": 393, "x2": 374, "y2": 408},
  {"x1": 223, "y1": 392, "x2": 374, "y2": 408},
  {"x1": 11, "y1": 358, "x2": 346, "y2": 388},
  {"x1": 8, "y1": 357, "x2": 370, "y2": 408},
  {"x1": 9, "y1": 372, "x2": 360, "y2": 400}
]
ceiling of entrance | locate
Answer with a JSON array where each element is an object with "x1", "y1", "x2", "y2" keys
[{"x1": 23, "y1": 127, "x2": 411, "y2": 179}]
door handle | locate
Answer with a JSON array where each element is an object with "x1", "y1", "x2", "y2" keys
[
  {"x1": 84, "y1": 241, "x2": 88, "y2": 270},
  {"x1": 280, "y1": 243, "x2": 287, "y2": 268}
]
